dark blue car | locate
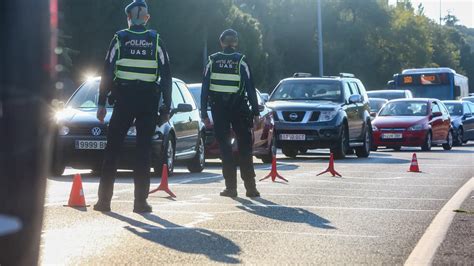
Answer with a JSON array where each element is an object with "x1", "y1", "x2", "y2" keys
[
  {"x1": 52, "y1": 77, "x2": 205, "y2": 176},
  {"x1": 442, "y1": 100, "x2": 474, "y2": 145}
]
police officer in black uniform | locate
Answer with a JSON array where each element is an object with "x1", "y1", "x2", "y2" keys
[
  {"x1": 201, "y1": 29, "x2": 260, "y2": 198},
  {"x1": 94, "y1": 0, "x2": 172, "y2": 213}
]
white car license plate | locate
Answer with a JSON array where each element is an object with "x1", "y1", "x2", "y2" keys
[
  {"x1": 280, "y1": 134, "x2": 306, "y2": 141},
  {"x1": 75, "y1": 140, "x2": 107, "y2": 150},
  {"x1": 382, "y1": 133, "x2": 403, "y2": 139}
]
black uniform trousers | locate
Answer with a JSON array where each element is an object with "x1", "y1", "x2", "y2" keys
[
  {"x1": 210, "y1": 96, "x2": 256, "y2": 190},
  {"x1": 98, "y1": 85, "x2": 159, "y2": 203}
]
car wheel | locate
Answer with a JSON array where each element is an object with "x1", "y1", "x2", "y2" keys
[
  {"x1": 454, "y1": 128, "x2": 463, "y2": 146},
  {"x1": 331, "y1": 124, "x2": 348, "y2": 159},
  {"x1": 154, "y1": 136, "x2": 175, "y2": 176},
  {"x1": 421, "y1": 131, "x2": 432, "y2": 151},
  {"x1": 187, "y1": 136, "x2": 205, "y2": 173},
  {"x1": 261, "y1": 140, "x2": 275, "y2": 164},
  {"x1": 355, "y1": 127, "x2": 371, "y2": 158},
  {"x1": 443, "y1": 130, "x2": 453, "y2": 150},
  {"x1": 282, "y1": 148, "x2": 298, "y2": 158},
  {"x1": 51, "y1": 161, "x2": 66, "y2": 177}
]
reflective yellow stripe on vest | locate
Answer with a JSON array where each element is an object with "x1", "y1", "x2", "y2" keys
[
  {"x1": 209, "y1": 84, "x2": 240, "y2": 93},
  {"x1": 115, "y1": 71, "x2": 157, "y2": 82},
  {"x1": 210, "y1": 73, "x2": 241, "y2": 82},
  {"x1": 116, "y1": 58, "x2": 158, "y2": 68}
]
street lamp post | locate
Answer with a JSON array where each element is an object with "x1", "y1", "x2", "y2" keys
[{"x1": 317, "y1": 0, "x2": 324, "y2": 77}]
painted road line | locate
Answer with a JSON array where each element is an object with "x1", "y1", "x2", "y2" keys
[
  {"x1": 146, "y1": 202, "x2": 438, "y2": 212},
  {"x1": 167, "y1": 185, "x2": 414, "y2": 193},
  {"x1": 97, "y1": 199, "x2": 438, "y2": 212},
  {"x1": 261, "y1": 193, "x2": 447, "y2": 201},
  {"x1": 133, "y1": 225, "x2": 380, "y2": 238},
  {"x1": 405, "y1": 177, "x2": 474, "y2": 266},
  {"x1": 0, "y1": 214, "x2": 22, "y2": 236},
  {"x1": 300, "y1": 180, "x2": 458, "y2": 188}
]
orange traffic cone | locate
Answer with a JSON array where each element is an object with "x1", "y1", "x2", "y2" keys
[
  {"x1": 260, "y1": 155, "x2": 288, "y2": 182},
  {"x1": 408, "y1": 153, "x2": 421, "y2": 173},
  {"x1": 317, "y1": 153, "x2": 342, "y2": 177},
  {"x1": 149, "y1": 164, "x2": 176, "y2": 197},
  {"x1": 66, "y1": 174, "x2": 88, "y2": 207}
]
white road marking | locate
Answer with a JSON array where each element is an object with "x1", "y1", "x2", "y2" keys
[
  {"x1": 0, "y1": 215, "x2": 22, "y2": 236},
  {"x1": 261, "y1": 193, "x2": 447, "y2": 201},
  {"x1": 404, "y1": 177, "x2": 474, "y2": 266},
  {"x1": 132, "y1": 224, "x2": 380, "y2": 238},
  {"x1": 143, "y1": 202, "x2": 437, "y2": 212},
  {"x1": 300, "y1": 180, "x2": 458, "y2": 188}
]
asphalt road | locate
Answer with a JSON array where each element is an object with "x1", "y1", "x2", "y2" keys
[{"x1": 40, "y1": 144, "x2": 474, "y2": 265}]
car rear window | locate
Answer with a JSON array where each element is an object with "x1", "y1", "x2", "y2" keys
[
  {"x1": 367, "y1": 91, "x2": 405, "y2": 100},
  {"x1": 271, "y1": 80, "x2": 342, "y2": 102},
  {"x1": 443, "y1": 103, "x2": 463, "y2": 116}
]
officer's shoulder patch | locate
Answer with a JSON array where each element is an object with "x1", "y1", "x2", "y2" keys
[
  {"x1": 116, "y1": 29, "x2": 128, "y2": 39},
  {"x1": 210, "y1": 52, "x2": 220, "y2": 59},
  {"x1": 147, "y1": 30, "x2": 158, "y2": 38}
]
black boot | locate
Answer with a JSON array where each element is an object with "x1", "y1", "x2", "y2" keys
[
  {"x1": 245, "y1": 187, "x2": 260, "y2": 198},
  {"x1": 244, "y1": 179, "x2": 260, "y2": 198},
  {"x1": 220, "y1": 188, "x2": 238, "y2": 198},
  {"x1": 133, "y1": 200, "x2": 152, "y2": 213},
  {"x1": 93, "y1": 200, "x2": 111, "y2": 212}
]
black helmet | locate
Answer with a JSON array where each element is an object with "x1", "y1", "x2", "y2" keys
[{"x1": 219, "y1": 29, "x2": 239, "y2": 44}]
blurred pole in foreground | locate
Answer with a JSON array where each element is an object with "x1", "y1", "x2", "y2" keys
[
  {"x1": 317, "y1": 0, "x2": 324, "y2": 77},
  {"x1": 0, "y1": 0, "x2": 55, "y2": 265}
]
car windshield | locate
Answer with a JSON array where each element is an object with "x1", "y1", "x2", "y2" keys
[
  {"x1": 187, "y1": 85, "x2": 202, "y2": 109},
  {"x1": 379, "y1": 101, "x2": 428, "y2": 116},
  {"x1": 443, "y1": 103, "x2": 463, "y2": 116},
  {"x1": 367, "y1": 91, "x2": 404, "y2": 100},
  {"x1": 270, "y1": 80, "x2": 342, "y2": 102},
  {"x1": 67, "y1": 79, "x2": 113, "y2": 109}
]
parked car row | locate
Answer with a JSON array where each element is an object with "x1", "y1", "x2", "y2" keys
[
  {"x1": 51, "y1": 73, "x2": 472, "y2": 177},
  {"x1": 52, "y1": 77, "x2": 205, "y2": 176},
  {"x1": 367, "y1": 89, "x2": 474, "y2": 151}
]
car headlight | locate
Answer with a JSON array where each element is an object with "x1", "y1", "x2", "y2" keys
[
  {"x1": 58, "y1": 126, "x2": 69, "y2": 136},
  {"x1": 127, "y1": 126, "x2": 137, "y2": 136},
  {"x1": 372, "y1": 125, "x2": 379, "y2": 132},
  {"x1": 318, "y1": 111, "x2": 338, "y2": 122},
  {"x1": 407, "y1": 124, "x2": 425, "y2": 131}
]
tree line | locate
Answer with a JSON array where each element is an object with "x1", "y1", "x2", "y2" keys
[{"x1": 58, "y1": 0, "x2": 474, "y2": 96}]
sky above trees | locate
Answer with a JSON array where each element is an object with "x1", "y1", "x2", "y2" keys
[{"x1": 389, "y1": 0, "x2": 474, "y2": 27}]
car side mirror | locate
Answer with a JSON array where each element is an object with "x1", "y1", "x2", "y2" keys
[
  {"x1": 171, "y1": 103, "x2": 193, "y2": 116},
  {"x1": 260, "y1": 93, "x2": 270, "y2": 103},
  {"x1": 463, "y1": 113, "x2": 473, "y2": 119},
  {"x1": 348, "y1": 94, "x2": 363, "y2": 104},
  {"x1": 432, "y1": 111, "x2": 442, "y2": 117},
  {"x1": 370, "y1": 111, "x2": 377, "y2": 117}
]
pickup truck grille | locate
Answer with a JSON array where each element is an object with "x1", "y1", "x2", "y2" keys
[{"x1": 282, "y1": 111, "x2": 305, "y2": 122}]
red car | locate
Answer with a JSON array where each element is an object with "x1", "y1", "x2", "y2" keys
[
  {"x1": 187, "y1": 84, "x2": 275, "y2": 163},
  {"x1": 372, "y1": 99, "x2": 453, "y2": 151}
]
